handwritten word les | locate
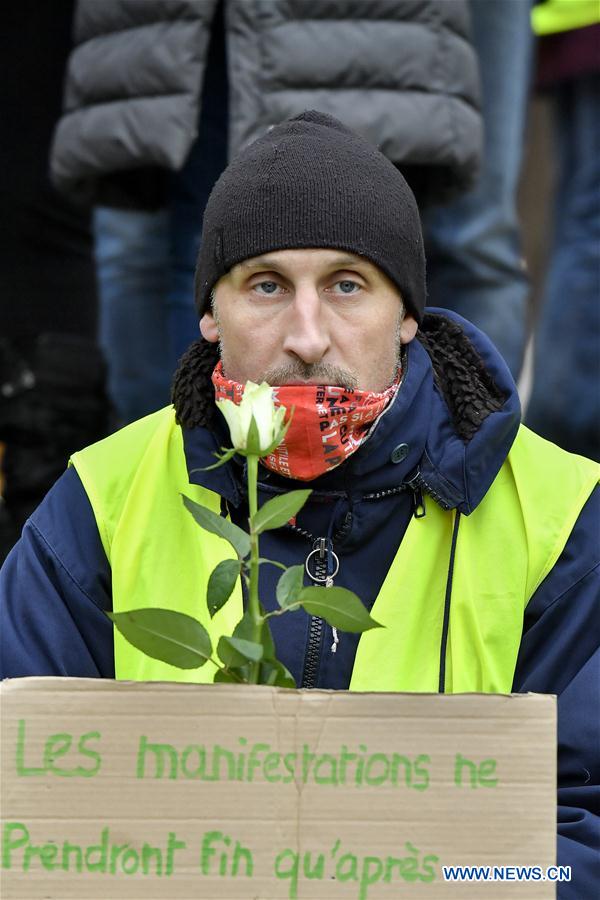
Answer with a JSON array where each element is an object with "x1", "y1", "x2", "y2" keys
[{"x1": 15, "y1": 720, "x2": 101, "y2": 778}]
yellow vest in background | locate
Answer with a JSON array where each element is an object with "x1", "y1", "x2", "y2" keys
[
  {"x1": 71, "y1": 408, "x2": 599, "y2": 693},
  {"x1": 532, "y1": 0, "x2": 599, "y2": 36}
]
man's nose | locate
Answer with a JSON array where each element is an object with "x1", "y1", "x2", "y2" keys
[{"x1": 282, "y1": 289, "x2": 331, "y2": 363}]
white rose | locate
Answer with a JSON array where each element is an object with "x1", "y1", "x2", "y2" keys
[{"x1": 216, "y1": 381, "x2": 288, "y2": 455}]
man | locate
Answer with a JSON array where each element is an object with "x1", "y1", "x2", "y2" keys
[{"x1": 1, "y1": 112, "x2": 599, "y2": 895}]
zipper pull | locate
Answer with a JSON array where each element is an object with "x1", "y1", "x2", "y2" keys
[
  {"x1": 317, "y1": 539, "x2": 338, "y2": 652},
  {"x1": 331, "y1": 626, "x2": 339, "y2": 654},
  {"x1": 405, "y1": 470, "x2": 427, "y2": 519},
  {"x1": 410, "y1": 484, "x2": 427, "y2": 519},
  {"x1": 411, "y1": 484, "x2": 426, "y2": 518}
]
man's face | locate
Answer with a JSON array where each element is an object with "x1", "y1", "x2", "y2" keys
[{"x1": 200, "y1": 248, "x2": 418, "y2": 392}]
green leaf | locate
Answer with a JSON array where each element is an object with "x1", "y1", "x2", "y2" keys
[
  {"x1": 214, "y1": 667, "x2": 245, "y2": 684},
  {"x1": 245, "y1": 415, "x2": 262, "y2": 455},
  {"x1": 107, "y1": 608, "x2": 212, "y2": 669},
  {"x1": 232, "y1": 609, "x2": 255, "y2": 642},
  {"x1": 182, "y1": 495, "x2": 251, "y2": 559},
  {"x1": 232, "y1": 611, "x2": 276, "y2": 660},
  {"x1": 258, "y1": 612, "x2": 277, "y2": 660},
  {"x1": 276, "y1": 565, "x2": 305, "y2": 609},
  {"x1": 218, "y1": 635, "x2": 264, "y2": 668},
  {"x1": 207, "y1": 559, "x2": 240, "y2": 617},
  {"x1": 260, "y1": 658, "x2": 296, "y2": 689},
  {"x1": 252, "y1": 490, "x2": 312, "y2": 534},
  {"x1": 297, "y1": 587, "x2": 383, "y2": 633}
]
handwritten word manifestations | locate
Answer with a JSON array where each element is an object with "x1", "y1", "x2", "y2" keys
[{"x1": 136, "y1": 735, "x2": 432, "y2": 788}]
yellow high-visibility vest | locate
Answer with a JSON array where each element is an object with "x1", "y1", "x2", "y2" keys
[
  {"x1": 532, "y1": 0, "x2": 599, "y2": 36},
  {"x1": 71, "y1": 407, "x2": 599, "y2": 692}
]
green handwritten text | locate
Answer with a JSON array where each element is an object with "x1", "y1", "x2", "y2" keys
[
  {"x1": 15, "y1": 720, "x2": 101, "y2": 778},
  {"x1": 274, "y1": 838, "x2": 439, "y2": 899},
  {"x1": 454, "y1": 753, "x2": 498, "y2": 787},
  {"x1": 136, "y1": 735, "x2": 430, "y2": 789},
  {"x1": 1, "y1": 823, "x2": 185, "y2": 875}
]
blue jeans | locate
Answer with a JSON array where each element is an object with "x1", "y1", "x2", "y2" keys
[
  {"x1": 423, "y1": 0, "x2": 534, "y2": 379},
  {"x1": 95, "y1": 126, "x2": 226, "y2": 425},
  {"x1": 95, "y1": 207, "x2": 172, "y2": 424},
  {"x1": 95, "y1": 137, "x2": 227, "y2": 423},
  {"x1": 526, "y1": 75, "x2": 600, "y2": 460}
]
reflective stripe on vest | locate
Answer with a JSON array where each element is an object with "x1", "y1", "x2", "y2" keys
[{"x1": 71, "y1": 407, "x2": 599, "y2": 692}]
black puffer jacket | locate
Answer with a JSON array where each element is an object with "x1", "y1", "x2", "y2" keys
[{"x1": 50, "y1": 0, "x2": 482, "y2": 208}]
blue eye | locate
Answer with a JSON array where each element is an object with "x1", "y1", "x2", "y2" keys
[
  {"x1": 254, "y1": 281, "x2": 280, "y2": 295},
  {"x1": 336, "y1": 280, "x2": 359, "y2": 294}
]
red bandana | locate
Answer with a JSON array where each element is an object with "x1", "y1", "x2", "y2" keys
[{"x1": 212, "y1": 362, "x2": 401, "y2": 481}]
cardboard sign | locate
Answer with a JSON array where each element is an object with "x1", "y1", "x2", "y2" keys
[{"x1": 1, "y1": 678, "x2": 556, "y2": 898}]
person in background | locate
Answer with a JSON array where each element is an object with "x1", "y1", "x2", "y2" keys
[
  {"x1": 50, "y1": 0, "x2": 483, "y2": 423},
  {"x1": 0, "y1": 1, "x2": 111, "y2": 563},
  {"x1": 423, "y1": 0, "x2": 534, "y2": 380},
  {"x1": 525, "y1": 0, "x2": 600, "y2": 460},
  {"x1": 91, "y1": 1, "x2": 229, "y2": 423}
]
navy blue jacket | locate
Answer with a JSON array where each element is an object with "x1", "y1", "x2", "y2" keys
[{"x1": 1, "y1": 313, "x2": 598, "y2": 896}]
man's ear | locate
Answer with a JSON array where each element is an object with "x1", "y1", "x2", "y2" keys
[
  {"x1": 200, "y1": 312, "x2": 219, "y2": 343},
  {"x1": 400, "y1": 314, "x2": 418, "y2": 345}
]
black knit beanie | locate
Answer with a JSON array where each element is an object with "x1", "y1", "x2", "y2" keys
[{"x1": 195, "y1": 110, "x2": 426, "y2": 323}]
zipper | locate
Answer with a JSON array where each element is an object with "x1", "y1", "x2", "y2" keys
[
  {"x1": 405, "y1": 470, "x2": 427, "y2": 518},
  {"x1": 404, "y1": 469, "x2": 453, "y2": 517},
  {"x1": 300, "y1": 542, "x2": 330, "y2": 688},
  {"x1": 363, "y1": 484, "x2": 408, "y2": 501},
  {"x1": 301, "y1": 616, "x2": 324, "y2": 688},
  {"x1": 410, "y1": 482, "x2": 426, "y2": 518}
]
